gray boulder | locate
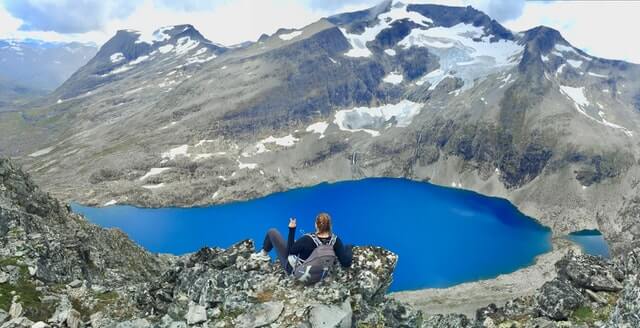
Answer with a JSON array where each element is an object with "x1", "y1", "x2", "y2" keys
[
  {"x1": 184, "y1": 304, "x2": 207, "y2": 325},
  {"x1": 308, "y1": 301, "x2": 352, "y2": 328},
  {"x1": 0, "y1": 317, "x2": 33, "y2": 328},
  {"x1": 536, "y1": 278, "x2": 585, "y2": 320},
  {"x1": 235, "y1": 301, "x2": 284, "y2": 328},
  {"x1": 8, "y1": 303, "x2": 22, "y2": 320},
  {"x1": 556, "y1": 251, "x2": 623, "y2": 292},
  {"x1": 115, "y1": 319, "x2": 152, "y2": 328},
  {"x1": 0, "y1": 311, "x2": 7, "y2": 324}
]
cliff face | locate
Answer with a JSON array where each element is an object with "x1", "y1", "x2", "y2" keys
[{"x1": 1, "y1": 158, "x2": 640, "y2": 328}]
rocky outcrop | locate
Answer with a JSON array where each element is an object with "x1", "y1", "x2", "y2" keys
[
  {"x1": 133, "y1": 239, "x2": 410, "y2": 327},
  {"x1": 474, "y1": 249, "x2": 640, "y2": 327}
]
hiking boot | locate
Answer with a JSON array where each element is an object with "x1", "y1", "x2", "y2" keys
[{"x1": 250, "y1": 250, "x2": 271, "y2": 262}]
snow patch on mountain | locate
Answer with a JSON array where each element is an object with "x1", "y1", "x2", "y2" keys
[
  {"x1": 158, "y1": 44, "x2": 174, "y2": 54},
  {"x1": 162, "y1": 145, "x2": 189, "y2": 160},
  {"x1": 383, "y1": 72, "x2": 403, "y2": 84},
  {"x1": 400, "y1": 24, "x2": 521, "y2": 66},
  {"x1": 135, "y1": 27, "x2": 172, "y2": 45},
  {"x1": 306, "y1": 122, "x2": 329, "y2": 138},
  {"x1": 142, "y1": 183, "x2": 165, "y2": 189},
  {"x1": 566, "y1": 59, "x2": 582, "y2": 68},
  {"x1": 340, "y1": 2, "x2": 433, "y2": 58},
  {"x1": 29, "y1": 147, "x2": 54, "y2": 157},
  {"x1": 560, "y1": 85, "x2": 633, "y2": 136},
  {"x1": 334, "y1": 100, "x2": 424, "y2": 136},
  {"x1": 110, "y1": 53, "x2": 125, "y2": 63},
  {"x1": 385, "y1": 49, "x2": 396, "y2": 56},
  {"x1": 588, "y1": 72, "x2": 608, "y2": 78},
  {"x1": 238, "y1": 161, "x2": 258, "y2": 170},
  {"x1": 139, "y1": 167, "x2": 172, "y2": 181},
  {"x1": 261, "y1": 134, "x2": 299, "y2": 147},
  {"x1": 130, "y1": 55, "x2": 150, "y2": 65},
  {"x1": 279, "y1": 30, "x2": 303, "y2": 41},
  {"x1": 560, "y1": 85, "x2": 590, "y2": 108},
  {"x1": 399, "y1": 23, "x2": 522, "y2": 90},
  {"x1": 175, "y1": 37, "x2": 199, "y2": 56}
]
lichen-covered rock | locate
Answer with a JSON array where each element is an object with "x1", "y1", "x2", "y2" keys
[
  {"x1": 307, "y1": 301, "x2": 351, "y2": 328},
  {"x1": 235, "y1": 301, "x2": 284, "y2": 328},
  {"x1": 422, "y1": 313, "x2": 476, "y2": 328},
  {"x1": 613, "y1": 248, "x2": 640, "y2": 277},
  {"x1": 184, "y1": 304, "x2": 207, "y2": 325},
  {"x1": 556, "y1": 251, "x2": 623, "y2": 292},
  {"x1": 536, "y1": 278, "x2": 585, "y2": 320},
  {"x1": 606, "y1": 274, "x2": 640, "y2": 328}
]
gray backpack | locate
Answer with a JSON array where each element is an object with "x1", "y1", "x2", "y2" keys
[{"x1": 292, "y1": 233, "x2": 338, "y2": 284}]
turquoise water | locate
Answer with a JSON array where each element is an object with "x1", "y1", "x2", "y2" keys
[
  {"x1": 72, "y1": 178, "x2": 552, "y2": 291},
  {"x1": 567, "y1": 230, "x2": 611, "y2": 258}
]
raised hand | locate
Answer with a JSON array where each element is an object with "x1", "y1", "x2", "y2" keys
[{"x1": 288, "y1": 217, "x2": 297, "y2": 228}]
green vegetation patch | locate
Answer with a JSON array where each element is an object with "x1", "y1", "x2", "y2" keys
[{"x1": 0, "y1": 262, "x2": 55, "y2": 321}]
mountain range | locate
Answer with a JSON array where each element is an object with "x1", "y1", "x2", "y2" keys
[
  {"x1": 0, "y1": 0, "x2": 639, "y2": 255},
  {"x1": 0, "y1": 39, "x2": 97, "y2": 111}
]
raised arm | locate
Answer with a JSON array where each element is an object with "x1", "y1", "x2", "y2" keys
[{"x1": 286, "y1": 217, "x2": 297, "y2": 255}]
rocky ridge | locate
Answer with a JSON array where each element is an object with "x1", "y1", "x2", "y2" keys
[{"x1": 1, "y1": 158, "x2": 640, "y2": 327}]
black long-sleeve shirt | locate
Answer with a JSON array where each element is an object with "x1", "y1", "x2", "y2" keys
[{"x1": 286, "y1": 227, "x2": 352, "y2": 268}]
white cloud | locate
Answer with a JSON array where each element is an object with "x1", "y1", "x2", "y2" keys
[{"x1": 0, "y1": 4, "x2": 22, "y2": 36}]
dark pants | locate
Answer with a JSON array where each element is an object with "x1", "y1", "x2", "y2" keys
[{"x1": 262, "y1": 228, "x2": 291, "y2": 272}]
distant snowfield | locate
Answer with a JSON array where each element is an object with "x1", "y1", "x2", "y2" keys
[
  {"x1": 29, "y1": 147, "x2": 54, "y2": 157},
  {"x1": 161, "y1": 145, "x2": 189, "y2": 160},
  {"x1": 279, "y1": 30, "x2": 303, "y2": 41},
  {"x1": 383, "y1": 72, "x2": 404, "y2": 85},
  {"x1": 238, "y1": 161, "x2": 258, "y2": 170},
  {"x1": 334, "y1": 100, "x2": 424, "y2": 136},
  {"x1": 175, "y1": 37, "x2": 199, "y2": 56},
  {"x1": 306, "y1": 122, "x2": 329, "y2": 138},
  {"x1": 340, "y1": 2, "x2": 433, "y2": 58},
  {"x1": 110, "y1": 52, "x2": 125, "y2": 63},
  {"x1": 559, "y1": 85, "x2": 633, "y2": 137},
  {"x1": 142, "y1": 183, "x2": 165, "y2": 190},
  {"x1": 134, "y1": 26, "x2": 172, "y2": 45},
  {"x1": 139, "y1": 167, "x2": 171, "y2": 181},
  {"x1": 402, "y1": 23, "x2": 523, "y2": 91},
  {"x1": 261, "y1": 134, "x2": 298, "y2": 147}
]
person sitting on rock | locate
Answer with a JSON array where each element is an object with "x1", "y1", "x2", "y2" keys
[{"x1": 255, "y1": 212, "x2": 352, "y2": 283}]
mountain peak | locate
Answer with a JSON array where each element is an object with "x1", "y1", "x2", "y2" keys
[{"x1": 521, "y1": 25, "x2": 566, "y2": 53}]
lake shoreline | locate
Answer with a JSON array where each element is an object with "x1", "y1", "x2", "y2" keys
[{"x1": 390, "y1": 238, "x2": 580, "y2": 317}]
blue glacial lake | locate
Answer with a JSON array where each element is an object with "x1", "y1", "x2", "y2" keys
[
  {"x1": 567, "y1": 230, "x2": 611, "y2": 258},
  {"x1": 72, "y1": 178, "x2": 552, "y2": 291}
]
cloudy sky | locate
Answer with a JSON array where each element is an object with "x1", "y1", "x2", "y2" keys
[{"x1": 0, "y1": 0, "x2": 638, "y2": 63}]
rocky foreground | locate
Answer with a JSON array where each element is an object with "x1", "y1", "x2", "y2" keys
[{"x1": 1, "y1": 157, "x2": 639, "y2": 327}]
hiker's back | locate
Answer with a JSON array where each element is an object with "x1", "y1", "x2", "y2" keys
[{"x1": 292, "y1": 234, "x2": 337, "y2": 284}]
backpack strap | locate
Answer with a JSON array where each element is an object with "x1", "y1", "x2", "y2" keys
[
  {"x1": 307, "y1": 233, "x2": 338, "y2": 247},
  {"x1": 329, "y1": 234, "x2": 337, "y2": 246},
  {"x1": 307, "y1": 233, "x2": 322, "y2": 247}
]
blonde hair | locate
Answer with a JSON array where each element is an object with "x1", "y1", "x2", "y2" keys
[{"x1": 315, "y1": 212, "x2": 332, "y2": 234}]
